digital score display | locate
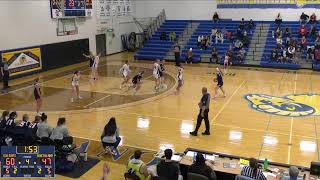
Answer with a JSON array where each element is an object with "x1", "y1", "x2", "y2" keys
[
  {"x1": 0, "y1": 146, "x2": 55, "y2": 178},
  {"x1": 50, "y1": 0, "x2": 92, "y2": 18}
]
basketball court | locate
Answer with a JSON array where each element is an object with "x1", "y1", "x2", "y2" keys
[{"x1": 1, "y1": 52, "x2": 320, "y2": 179}]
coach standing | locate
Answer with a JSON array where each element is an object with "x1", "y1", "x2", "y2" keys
[
  {"x1": 1, "y1": 58, "x2": 9, "y2": 91},
  {"x1": 190, "y1": 87, "x2": 211, "y2": 136},
  {"x1": 173, "y1": 42, "x2": 181, "y2": 66}
]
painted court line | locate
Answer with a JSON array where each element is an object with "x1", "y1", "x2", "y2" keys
[
  {"x1": 287, "y1": 73, "x2": 298, "y2": 164},
  {"x1": 210, "y1": 80, "x2": 246, "y2": 125},
  {"x1": 83, "y1": 95, "x2": 111, "y2": 108}
]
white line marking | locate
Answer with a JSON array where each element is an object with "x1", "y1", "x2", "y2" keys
[
  {"x1": 210, "y1": 80, "x2": 246, "y2": 125},
  {"x1": 287, "y1": 73, "x2": 297, "y2": 164},
  {"x1": 83, "y1": 95, "x2": 111, "y2": 108}
]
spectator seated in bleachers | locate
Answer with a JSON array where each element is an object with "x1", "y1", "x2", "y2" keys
[
  {"x1": 50, "y1": 117, "x2": 70, "y2": 142},
  {"x1": 270, "y1": 48, "x2": 278, "y2": 62},
  {"x1": 241, "y1": 158, "x2": 267, "y2": 180},
  {"x1": 186, "y1": 48, "x2": 193, "y2": 64},
  {"x1": 224, "y1": 29, "x2": 233, "y2": 41},
  {"x1": 215, "y1": 30, "x2": 224, "y2": 44},
  {"x1": 284, "y1": 27, "x2": 291, "y2": 37},
  {"x1": 307, "y1": 46, "x2": 315, "y2": 62},
  {"x1": 300, "y1": 36, "x2": 307, "y2": 51},
  {"x1": 17, "y1": 114, "x2": 30, "y2": 128},
  {"x1": 236, "y1": 28, "x2": 243, "y2": 39},
  {"x1": 275, "y1": 13, "x2": 282, "y2": 25},
  {"x1": 211, "y1": 28, "x2": 218, "y2": 40},
  {"x1": 310, "y1": 13, "x2": 317, "y2": 24},
  {"x1": 127, "y1": 150, "x2": 151, "y2": 180},
  {"x1": 197, "y1": 35, "x2": 203, "y2": 46},
  {"x1": 248, "y1": 19, "x2": 254, "y2": 34},
  {"x1": 242, "y1": 31, "x2": 250, "y2": 47},
  {"x1": 272, "y1": 26, "x2": 282, "y2": 38},
  {"x1": 101, "y1": 117, "x2": 121, "y2": 149},
  {"x1": 210, "y1": 47, "x2": 220, "y2": 64},
  {"x1": 276, "y1": 35, "x2": 283, "y2": 48},
  {"x1": 299, "y1": 25, "x2": 308, "y2": 37},
  {"x1": 37, "y1": 113, "x2": 53, "y2": 139},
  {"x1": 169, "y1": 32, "x2": 176, "y2": 42},
  {"x1": 212, "y1": 12, "x2": 220, "y2": 23},
  {"x1": 234, "y1": 39, "x2": 243, "y2": 50},
  {"x1": 310, "y1": 25, "x2": 317, "y2": 37},
  {"x1": 300, "y1": 12, "x2": 309, "y2": 24},
  {"x1": 156, "y1": 149, "x2": 182, "y2": 180},
  {"x1": 227, "y1": 44, "x2": 235, "y2": 59},
  {"x1": 188, "y1": 152, "x2": 217, "y2": 180},
  {"x1": 201, "y1": 36, "x2": 208, "y2": 50},
  {"x1": 28, "y1": 115, "x2": 40, "y2": 138},
  {"x1": 314, "y1": 48, "x2": 320, "y2": 63},
  {"x1": 315, "y1": 36, "x2": 320, "y2": 48},
  {"x1": 287, "y1": 45, "x2": 296, "y2": 63},
  {"x1": 237, "y1": 48, "x2": 246, "y2": 63},
  {"x1": 285, "y1": 37, "x2": 291, "y2": 48},
  {"x1": 160, "y1": 31, "x2": 166, "y2": 40},
  {"x1": 239, "y1": 18, "x2": 245, "y2": 30},
  {"x1": 0, "y1": 110, "x2": 9, "y2": 129}
]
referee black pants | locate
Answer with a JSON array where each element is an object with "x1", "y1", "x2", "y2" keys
[
  {"x1": 2, "y1": 71, "x2": 9, "y2": 89},
  {"x1": 195, "y1": 109, "x2": 210, "y2": 133}
]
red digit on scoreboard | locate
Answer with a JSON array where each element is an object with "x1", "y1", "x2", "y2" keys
[
  {"x1": 69, "y1": 0, "x2": 75, "y2": 7},
  {"x1": 5, "y1": 158, "x2": 15, "y2": 166}
]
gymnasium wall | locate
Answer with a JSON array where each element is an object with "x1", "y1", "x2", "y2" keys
[
  {"x1": 134, "y1": 0, "x2": 320, "y2": 21},
  {"x1": 0, "y1": 0, "x2": 138, "y2": 55}
]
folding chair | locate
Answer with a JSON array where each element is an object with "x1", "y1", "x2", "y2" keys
[{"x1": 73, "y1": 140, "x2": 90, "y2": 163}]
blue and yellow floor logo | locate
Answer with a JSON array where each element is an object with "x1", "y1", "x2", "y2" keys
[{"x1": 244, "y1": 94, "x2": 320, "y2": 117}]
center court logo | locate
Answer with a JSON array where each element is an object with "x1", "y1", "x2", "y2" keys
[{"x1": 244, "y1": 94, "x2": 320, "y2": 117}]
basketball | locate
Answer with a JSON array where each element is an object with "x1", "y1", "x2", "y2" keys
[{"x1": 213, "y1": 78, "x2": 217, "y2": 82}]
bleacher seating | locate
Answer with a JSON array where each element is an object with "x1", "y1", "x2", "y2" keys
[
  {"x1": 135, "y1": 20, "x2": 255, "y2": 64},
  {"x1": 134, "y1": 20, "x2": 189, "y2": 60},
  {"x1": 262, "y1": 21, "x2": 320, "y2": 69}
]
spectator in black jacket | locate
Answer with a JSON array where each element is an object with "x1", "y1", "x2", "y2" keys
[
  {"x1": 157, "y1": 149, "x2": 181, "y2": 180},
  {"x1": 213, "y1": 12, "x2": 220, "y2": 23},
  {"x1": 300, "y1": 12, "x2": 309, "y2": 24},
  {"x1": 0, "y1": 110, "x2": 9, "y2": 129},
  {"x1": 188, "y1": 153, "x2": 217, "y2": 180}
]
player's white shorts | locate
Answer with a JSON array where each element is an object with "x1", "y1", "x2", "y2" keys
[
  {"x1": 122, "y1": 71, "x2": 128, "y2": 78},
  {"x1": 72, "y1": 82, "x2": 79, "y2": 87},
  {"x1": 153, "y1": 73, "x2": 160, "y2": 79}
]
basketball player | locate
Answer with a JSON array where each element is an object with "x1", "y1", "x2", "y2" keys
[
  {"x1": 71, "y1": 71, "x2": 82, "y2": 102},
  {"x1": 159, "y1": 59, "x2": 166, "y2": 89},
  {"x1": 83, "y1": 51, "x2": 95, "y2": 80},
  {"x1": 119, "y1": 60, "x2": 131, "y2": 89},
  {"x1": 175, "y1": 65, "x2": 184, "y2": 95},
  {"x1": 153, "y1": 59, "x2": 161, "y2": 92},
  {"x1": 91, "y1": 53, "x2": 100, "y2": 80},
  {"x1": 223, "y1": 53, "x2": 231, "y2": 74},
  {"x1": 34, "y1": 78, "x2": 42, "y2": 114},
  {"x1": 214, "y1": 67, "x2": 226, "y2": 98},
  {"x1": 132, "y1": 71, "x2": 144, "y2": 95}
]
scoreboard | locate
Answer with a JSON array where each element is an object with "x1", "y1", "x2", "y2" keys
[
  {"x1": 50, "y1": 0, "x2": 93, "y2": 18},
  {"x1": 1, "y1": 146, "x2": 55, "y2": 178}
]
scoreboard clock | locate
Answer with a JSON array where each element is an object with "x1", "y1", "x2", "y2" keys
[
  {"x1": 0, "y1": 146, "x2": 55, "y2": 178},
  {"x1": 50, "y1": 0, "x2": 93, "y2": 18}
]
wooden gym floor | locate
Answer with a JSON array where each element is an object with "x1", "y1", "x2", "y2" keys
[{"x1": 2, "y1": 52, "x2": 320, "y2": 179}]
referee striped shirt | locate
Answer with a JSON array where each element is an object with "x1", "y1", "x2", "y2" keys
[{"x1": 240, "y1": 166, "x2": 267, "y2": 180}]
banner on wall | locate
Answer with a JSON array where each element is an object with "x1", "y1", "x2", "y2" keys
[
  {"x1": 96, "y1": 0, "x2": 131, "y2": 19},
  {"x1": 1, "y1": 47, "x2": 42, "y2": 76}
]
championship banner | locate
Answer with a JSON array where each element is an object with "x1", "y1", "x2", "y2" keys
[{"x1": 1, "y1": 47, "x2": 42, "y2": 77}]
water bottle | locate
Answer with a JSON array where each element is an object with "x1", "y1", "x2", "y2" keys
[{"x1": 263, "y1": 158, "x2": 269, "y2": 171}]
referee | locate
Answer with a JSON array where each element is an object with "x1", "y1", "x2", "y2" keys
[
  {"x1": 1, "y1": 58, "x2": 9, "y2": 91},
  {"x1": 190, "y1": 87, "x2": 211, "y2": 136}
]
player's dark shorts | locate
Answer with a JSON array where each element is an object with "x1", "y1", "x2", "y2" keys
[
  {"x1": 159, "y1": 71, "x2": 163, "y2": 77},
  {"x1": 218, "y1": 83, "x2": 223, "y2": 87}
]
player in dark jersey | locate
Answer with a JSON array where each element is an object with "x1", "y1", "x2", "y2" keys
[
  {"x1": 214, "y1": 67, "x2": 226, "y2": 98},
  {"x1": 132, "y1": 71, "x2": 144, "y2": 95},
  {"x1": 159, "y1": 59, "x2": 167, "y2": 90},
  {"x1": 34, "y1": 78, "x2": 42, "y2": 114}
]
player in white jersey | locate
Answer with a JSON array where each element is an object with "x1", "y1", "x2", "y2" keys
[
  {"x1": 153, "y1": 59, "x2": 161, "y2": 92},
  {"x1": 175, "y1": 65, "x2": 184, "y2": 95},
  {"x1": 91, "y1": 54, "x2": 100, "y2": 80},
  {"x1": 119, "y1": 60, "x2": 131, "y2": 89},
  {"x1": 71, "y1": 71, "x2": 82, "y2": 102}
]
